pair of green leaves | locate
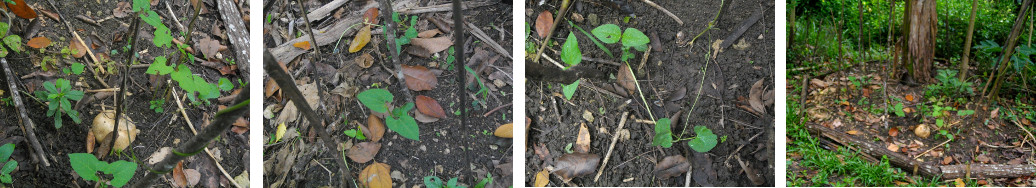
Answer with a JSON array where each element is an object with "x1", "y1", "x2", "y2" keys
[
  {"x1": 145, "y1": 56, "x2": 229, "y2": 103},
  {"x1": 591, "y1": 24, "x2": 650, "y2": 62},
  {"x1": 393, "y1": 13, "x2": 419, "y2": 54},
  {"x1": 424, "y1": 176, "x2": 464, "y2": 188},
  {"x1": 0, "y1": 144, "x2": 17, "y2": 184},
  {"x1": 68, "y1": 153, "x2": 137, "y2": 188},
  {"x1": 0, "y1": 22, "x2": 23, "y2": 58},
  {"x1": 358, "y1": 89, "x2": 420, "y2": 141},
  {"x1": 134, "y1": 0, "x2": 172, "y2": 48},
  {"x1": 651, "y1": 118, "x2": 718, "y2": 153},
  {"x1": 344, "y1": 128, "x2": 367, "y2": 140},
  {"x1": 35, "y1": 79, "x2": 84, "y2": 128}
]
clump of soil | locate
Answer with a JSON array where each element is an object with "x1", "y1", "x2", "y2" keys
[{"x1": 525, "y1": 0, "x2": 775, "y2": 186}]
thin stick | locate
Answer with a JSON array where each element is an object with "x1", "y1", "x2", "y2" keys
[
  {"x1": 639, "y1": 0, "x2": 683, "y2": 25},
  {"x1": 723, "y1": 131, "x2": 764, "y2": 166},
  {"x1": 297, "y1": 0, "x2": 321, "y2": 55},
  {"x1": 169, "y1": 89, "x2": 242, "y2": 188},
  {"x1": 531, "y1": 0, "x2": 572, "y2": 63},
  {"x1": 540, "y1": 53, "x2": 566, "y2": 69},
  {"x1": 1, "y1": 58, "x2": 49, "y2": 166},
  {"x1": 465, "y1": 22, "x2": 512, "y2": 59},
  {"x1": 594, "y1": 112, "x2": 629, "y2": 182},
  {"x1": 45, "y1": 0, "x2": 109, "y2": 88},
  {"x1": 482, "y1": 102, "x2": 513, "y2": 117}
]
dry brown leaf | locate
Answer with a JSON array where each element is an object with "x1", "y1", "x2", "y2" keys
[
  {"x1": 414, "y1": 111, "x2": 440, "y2": 123},
  {"x1": 942, "y1": 156, "x2": 953, "y2": 165},
  {"x1": 293, "y1": 41, "x2": 312, "y2": 50},
  {"x1": 172, "y1": 161, "x2": 188, "y2": 188},
  {"x1": 575, "y1": 123, "x2": 590, "y2": 153},
  {"x1": 535, "y1": 11, "x2": 553, "y2": 39},
  {"x1": 889, "y1": 127, "x2": 900, "y2": 137},
  {"x1": 363, "y1": 8, "x2": 379, "y2": 25},
  {"x1": 846, "y1": 130, "x2": 859, "y2": 135},
  {"x1": 347, "y1": 142, "x2": 381, "y2": 163},
  {"x1": 954, "y1": 178, "x2": 965, "y2": 187},
  {"x1": 415, "y1": 95, "x2": 446, "y2": 118},
  {"x1": 3, "y1": 0, "x2": 37, "y2": 19},
  {"x1": 86, "y1": 131, "x2": 95, "y2": 153},
  {"x1": 749, "y1": 79, "x2": 766, "y2": 114},
  {"x1": 533, "y1": 143, "x2": 550, "y2": 160},
  {"x1": 653, "y1": 155, "x2": 690, "y2": 180},
  {"x1": 349, "y1": 25, "x2": 372, "y2": 53},
  {"x1": 905, "y1": 94, "x2": 914, "y2": 102},
  {"x1": 264, "y1": 79, "x2": 280, "y2": 98},
  {"x1": 553, "y1": 153, "x2": 600, "y2": 181},
  {"x1": 70, "y1": 38, "x2": 87, "y2": 58},
  {"x1": 231, "y1": 117, "x2": 248, "y2": 134},
  {"x1": 359, "y1": 162, "x2": 392, "y2": 188},
  {"x1": 887, "y1": 143, "x2": 900, "y2": 152},
  {"x1": 616, "y1": 64, "x2": 636, "y2": 93},
  {"x1": 417, "y1": 29, "x2": 442, "y2": 38},
  {"x1": 27, "y1": 37, "x2": 51, "y2": 49},
  {"x1": 113, "y1": 2, "x2": 132, "y2": 18},
  {"x1": 534, "y1": 169, "x2": 550, "y2": 187},
  {"x1": 197, "y1": 37, "x2": 226, "y2": 60},
  {"x1": 402, "y1": 65, "x2": 438, "y2": 91},
  {"x1": 367, "y1": 114, "x2": 386, "y2": 142},
  {"x1": 407, "y1": 37, "x2": 453, "y2": 58},
  {"x1": 494, "y1": 123, "x2": 513, "y2": 138},
  {"x1": 355, "y1": 52, "x2": 374, "y2": 68}
]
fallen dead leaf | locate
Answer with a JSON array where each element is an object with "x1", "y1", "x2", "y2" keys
[
  {"x1": 975, "y1": 154, "x2": 991, "y2": 163},
  {"x1": 954, "y1": 178, "x2": 965, "y2": 187},
  {"x1": 616, "y1": 63, "x2": 636, "y2": 93},
  {"x1": 417, "y1": 29, "x2": 442, "y2": 38},
  {"x1": 553, "y1": 153, "x2": 600, "y2": 181},
  {"x1": 652, "y1": 155, "x2": 690, "y2": 180},
  {"x1": 494, "y1": 123, "x2": 512, "y2": 138},
  {"x1": 231, "y1": 117, "x2": 248, "y2": 134},
  {"x1": 347, "y1": 142, "x2": 381, "y2": 163},
  {"x1": 748, "y1": 79, "x2": 767, "y2": 114},
  {"x1": 293, "y1": 41, "x2": 312, "y2": 50},
  {"x1": 415, "y1": 95, "x2": 446, "y2": 118},
  {"x1": 942, "y1": 156, "x2": 953, "y2": 165},
  {"x1": 355, "y1": 52, "x2": 374, "y2": 68},
  {"x1": 363, "y1": 8, "x2": 379, "y2": 25},
  {"x1": 197, "y1": 37, "x2": 227, "y2": 60},
  {"x1": 535, "y1": 11, "x2": 553, "y2": 39},
  {"x1": 172, "y1": 161, "x2": 188, "y2": 188},
  {"x1": 887, "y1": 143, "x2": 900, "y2": 152},
  {"x1": 889, "y1": 127, "x2": 899, "y2": 137},
  {"x1": 69, "y1": 37, "x2": 87, "y2": 58},
  {"x1": 575, "y1": 123, "x2": 590, "y2": 153},
  {"x1": 113, "y1": 2, "x2": 132, "y2": 18},
  {"x1": 905, "y1": 94, "x2": 914, "y2": 102},
  {"x1": 27, "y1": 37, "x2": 51, "y2": 49},
  {"x1": 534, "y1": 169, "x2": 549, "y2": 187},
  {"x1": 407, "y1": 37, "x2": 453, "y2": 58},
  {"x1": 402, "y1": 65, "x2": 438, "y2": 91},
  {"x1": 360, "y1": 162, "x2": 392, "y2": 188},
  {"x1": 846, "y1": 130, "x2": 859, "y2": 135},
  {"x1": 4, "y1": 0, "x2": 37, "y2": 19},
  {"x1": 367, "y1": 114, "x2": 386, "y2": 142},
  {"x1": 349, "y1": 25, "x2": 372, "y2": 53}
]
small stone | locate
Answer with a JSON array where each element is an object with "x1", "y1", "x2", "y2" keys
[
  {"x1": 435, "y1": 165, "x2": 444, "y2": 173},
  {"x1": 444, "y1": 148, "x2": 450, "y2": 155},
  {"x1": 588, "y1": 14, "x2": 599, "y2": 26},
  {"x1": 391, "y1": 171, "x2": 405, "y2": 181},
  {"x1": 494, "y1": 79, "x2": 506, "y2": 88},
  {"x1": 419, "y1": 145, "x2": 427, "y2": 152},
  {"x1": 582, "y1": 110, "x2": 594, "y2": 123},
  {"x1": 173, "y1": 139, "x2": 181, "y2": 144},
  {"x1": 489, "y1": 145, "x2": 498, "y2": 150},
  {"x1": 617, "y1": 129, "x2": 631, "y2": 142},
  {"x1": 571, "y1": 13, "x2": 584, "y2": 22}
]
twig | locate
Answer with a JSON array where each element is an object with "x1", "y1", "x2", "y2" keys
[
  {"x1": 1011, "y1": 117, "x2": 1036, "y2": 148},
  {"x1": 45, "y1": 0, "x2": 109, "y2": 88},
  {"x1": 540, "y1": 53, "x2": 566, "y2": 69},
  {"x1": 594, "y1": 112, "x2": 629, "y2": 182},
  {"x1": 169, "y1": 88, "x2": 241, "y2": 188},
  {"x1": 296, "y1": 0, "x2": 321, "y2": 55},
  {"x1": 723, "y1": 131, "x2": 764, "y2": 166},
  {"x1": 465, "y1": 22, "x2": 511, "y2": 59},
  {"x1": 482, "y1": 102, "x2": 513, "y2": 117},
  {"x1": 132, "y1": 86, "x2": 249, "y2": 187},
  {"x1": 107, "y1": 14, "x2": 143, "y2": 160},
  {"x1": 582, "y1": 56, "x2": 620, "y2": 66},
  {"x1": 1, "y1": 58, "x2": 49, "y2": 166},
  {"x1": 397, "y1": 1, "x2": 494, "y2": 15},
  {"x1": 165, "y1": 1, "x2": 186, "y2": 33},
  {"x1": 639, "y1": 0, "x2": 683, "y2": 25}
]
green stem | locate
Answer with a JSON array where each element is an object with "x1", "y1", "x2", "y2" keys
[
  {"x1": 625, "y1": 62, "x2": 656, "y2": 122},
  {"x1": 689, "y1": 0, "x2": 724, "y2": 46}
]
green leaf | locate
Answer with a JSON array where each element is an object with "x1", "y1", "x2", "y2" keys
[
  {"x1": 344, "y1": 129, "x2": 358, "y2": 138},
  {"x1": 59, "y1": 98, "x2": 71, "y2": 115},
  {"x1": 0, "y1": 22, "x2": 9, "y2": 37},
  {"x1": 447, "y1": 177, "x2": 459, "y2": 188},
  {"x1": 0, "y1": 47, "x2": 8, "y2": 57},
  {"x1": 405, "y1": 27, "x2": 418, "y2": 39},
  {"x1": 475, "y1": 175, "x2": 492, "y2": 188},
  {"x1": 54, "y1": 114, "x2": 62, "y2": 129},
  {"x1": 69, "y1": 153, "x2": 101, "y2": 182},
  {"x1": 218, "y1": 77, "x2": 234, "y2": 91},
  {"x1": 132, "y1": 0, "x2": 150, "y2": 12},
  {"x1": 386, "y1": 113, "x2": 420, "y2": 141},
  {"x1": 1, "y1": 160, "x2": 16, "y2": 175},
  {"x1": 688, "y1": 125, "x2": 718, "y2": 152},
  {"x1": 562, "y1": 80, "x2": 579, "y2": 100},
  {"x1": 152, "y1": 26, "x2": 173, "y2": 48},
  {"x1": 67, "y1": 110, "x2": 81, "y2": 124},
  {"x1": 4, "y1": 35, "x2": 22, "y2": 53},
  {"x1": 621, "y1": 28, "x2": 649, "y2": 47},
  {"x1": 57, "y1": 79, "x2": 71, "y2": 92},
  {"x1": 145, "y1": 56, "x2": 173, "y2": 75},
  {"x1": 102, "y1": 160, "x2": 137, "y2": 187},
  {"x1": 569, "y1": 21, "x2": 613, "y2": 58},
  {"x1": 957, "y1": 110, "x2": 975, "y2": 116},
  {"x1": 591, "y1": 24, "x2": 622, "y2": 44},
  {"x1": 652, "y1": 118, "x2": 673, "y2": 148},
  {"x1": 424, "y1": 176, "x2": 444, "y2": 188},
  {"x1": 66, "y1": 90, "x2": 83, "y2": 101},
  {"x1": 71, "y1": 63, "x2": 85, "y2": 75},
  {"x1": 43, "y1": 81, "x2": 57, "y2": 95},
  {"x1": 560, "y1": 32, "x2": 581, "y2": 67},
  {"x1": 893, "y1": 103, "x2": 905, "y2": 117},
  {"x1": 0, "y1": 144, "x2": 14, "y2": 161},
  {"x1": 358, "y1": 89, "x2": 394, "y2": 113}
]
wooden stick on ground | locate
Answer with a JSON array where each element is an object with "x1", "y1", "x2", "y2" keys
[
  {"x1": 44, "y1": 0, "x2": 109, "y2": 89},
  {"x1": 593, "y1": 111, "x2": 629, "y2": 182},
  {"x1": 639, "y1": 0, "x2": 683, "y2": 25},
  {"x1": 216, "y1": 0, "x2": 252, "y2": 79},
  {"x1": 1, "y1": 58, "x2": 50, "y2": 166},
  {"x1": 170, "y1": 89, "x2": 242, "y2": 188}
]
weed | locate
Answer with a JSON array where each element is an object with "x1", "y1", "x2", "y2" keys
[
  {"x1": 562, "y1": 80, "x2": 579, "y2": 100},
  {"x1": 357, "y1": 89, "x2": 420, "y2": 141},
  {"x1": 35, "y1": 79, "x2": 84, "y2": 128},
  {"x1": 392, "y1": 12, "x2": 419, "y2": 54},
  {"x1": 591, "y1": 24, "x2": 649, "y2": 62},
  {"x1": 560, "y1": 32, "x2": 581, "y2": 68},
  {"x1": 148, "y1": 99, "x2": 165, "y2": 113},
  {"x1": 0, "y1": 144, "x2": 16, "y2": 184},
  {"x1": 652, "y1": 118, "x2": 719, "y2": 152},
  {"x1": 136, "y1": 0, "x2": 223, "y2": 104},
  {"x1": 564, "y1": 143, "x2": 574, "y2": 153},
  {"x1": 926, "y1": 70, "x2": 973, "y2": 99},
  {"x1": 343, "y1": 128, "x2": 367, "y2": 140},
  {"x1": 424, "y1": 176, "x2": 464, "y2": 188},
  {"x1": 68, "y1": 153, "x2": 137, "y2": 187}
]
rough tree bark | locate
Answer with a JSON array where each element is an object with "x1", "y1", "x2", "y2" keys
[
  {"x1": 984, "y1": 0, "x2": 1033, "y2": 97},
  {"x1": 908, "y1": 0, "x2": 937, "y2": 83},
  {"x1": 960, "y1": 0, "x2": 978, "y2": 81}
]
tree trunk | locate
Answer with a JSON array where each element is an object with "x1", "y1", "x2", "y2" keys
[
  {"x1": 899, "y1": 0, "x2": 912, "y2": 80},
  {"x1": 984, "y1": 0, "x2": 1033, "y2": 97},
  {"x1": 789, "y1": 1, "x2": 796, "y2": 52},
  {"x1": 908, "y1": 0, "x2": 937, "y2": 83},
  {"x1": 960, "y1": 0, "x2": 978, "y2": 81}
]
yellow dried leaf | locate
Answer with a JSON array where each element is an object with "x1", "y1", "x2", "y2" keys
[
  {"x1": 494, "y1": 123, "x2": 512, "y2": 138},
  {"x1": 954, "y1": 178, "x2": 965, "y2": 187},
  {"x1": 534, "y1": 169, "x2": 549, "y2": 187},
  {"x1": 349, "y1": 25, "x2": 372, "y2": 53},
  {"x1": 575, "y1": 123, "x2": 590, "y2": 153},
  {"x1": 275, "y1": 122, "x2": 286, "y2": 142},
  {"x1": 360, "y1": 162, "x2": 392, "y2": 188},
  {"x1": 293, "y1": 41, "x2": 311, "y2": 50}
]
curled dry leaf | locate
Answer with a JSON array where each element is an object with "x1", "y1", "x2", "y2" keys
[
  {"x1": 355, "y1": 52, "x2": 374, "y2": 68},
  {"x1": 653, "y1": 155, "x2": 690, "y2": 180},
  {"x1": 173, "y1": 161, "x2": 188, "y2": 188},
  {"x1": 360, "y1": 162, "x2": 392, "y2": 188},
  {"x1": 616, "y1": 63, "x2": 636, "y2": 93},
  {"x1": 407, "y1": 37, "x2": 453, "y2": 58},
  {"x1": 415, "y1": 95, "x2": 446, "y2": 118},
  {"x1": 113, "y1": 2, "x2": 132, "y2": 18},
  {"x1": 349, "y1": 25, "x2": 372, "y2": 53},
  {"x1": 534, "y1": 169, "x2": 550, "y2": 187},
  {"x1": 347, "y1": 142, "x2": 382, "y2": 163},
  {"x1": 535, "y1": 11, "x2": 553, "y2": 39},
  {"x1": 363, "y1": 8, "x2": 379, "y2": 25},
  {"x1": 402, "y1": 65, "x2": 438, "y2": 91},
  {"x1": 417, "y1": 29, "x2": 442, "y2": 38},
  {"x1": 197, "y1": 37, "x2": 227, "y2": 60},
  {"x1": 553, "y1": 153, "x2": 600, "y2": 181},
  {"x1": 533, "y1": 143, "x2": 550, "y2": 160},
  {"x1": 86, "y1": 131, "x2": 95, "y2": 153},
  {"x1": 748, "y1": 79, "x2": 767, "y2": 114},
  {"x1": 27, "y1": 37, "x2": 51, "y2": 49},
  {"x1": 575, "y1": 123, "x2": 590, "y2": 153},
  {"x1": 886, "y1": 143, "x2": 900, "y2": 152},
  {"x1": 889, "y1": 127, "x2": 900, "y2": 137},
  {"x1": 231, "y1": 118, "x2": 248, "y2": 134},
  {"x1": 494, "y1": 123, "x2": 513, "y2": 138},
  {"x1": 414, "y1": 111, "x2": 440, "y2": 123},
  {"x1": 367, "y1": 114, "x2": 386, "y2": 142},
  {"x1": 69, "y1": 37, "x2": 87, "y2": 58},
  {"x1": 293, "y1": 41, "x2": 311, "y2": 50}
]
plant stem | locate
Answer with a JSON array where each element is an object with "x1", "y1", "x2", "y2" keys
[
  {"x1": 296, "y1": 0, "x2": 321, "y2": 54},
  {"x1": 689, "y1": 0, "x2": 724, "y2": 46},
  {"x1": 625, "y1": 62, "x2": 655, "y2": 122},
  {"x1": 110, "y1": 13, "x2": 144, "y2": 159}
]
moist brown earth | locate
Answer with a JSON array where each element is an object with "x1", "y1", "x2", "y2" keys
[{"x1": 525, "y1": 0, "x2": 775, "y2": 186}]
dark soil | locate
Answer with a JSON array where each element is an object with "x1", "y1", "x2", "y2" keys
[
  {"x1": 0, "y1": 1, "x2": 249, "y2": 187},
  {"x1": 525, "y1": 0, "x2": 775, "y2": 186},
  {"x1": 262, "y1": 0, "x2": 513, "y2": 187}
]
